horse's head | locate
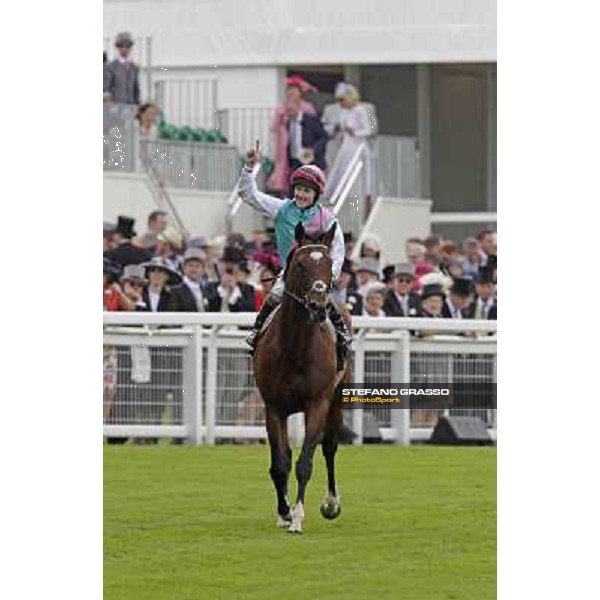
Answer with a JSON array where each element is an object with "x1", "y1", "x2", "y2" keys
[{"x1": 284, "y1": 222, "x2": 337, "y2": 320}]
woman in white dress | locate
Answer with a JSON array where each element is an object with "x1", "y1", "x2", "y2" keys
[{"x1": 323, "y1": 83, "x2": 373, "y2": 202}]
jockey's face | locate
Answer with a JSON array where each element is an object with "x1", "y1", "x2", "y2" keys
[{"x1": 294, "y1": 185, "x2": 316, "y2": 209}]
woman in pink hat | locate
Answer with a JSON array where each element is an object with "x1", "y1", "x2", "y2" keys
[{"x1": 267, "y1": 75, "x2": 318, "y2": 195}]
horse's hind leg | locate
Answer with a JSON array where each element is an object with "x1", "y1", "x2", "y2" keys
[
  {"x1": 266, "y1": 408, "x2": 292, "y2": 527},
  {"x1": 289, "y1": 402, "x2": 330, "y2": 534}
]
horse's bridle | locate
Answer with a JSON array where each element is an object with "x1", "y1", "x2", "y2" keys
[{"x1": 283, "y1": 244, "x2": 332, "y2": 323}]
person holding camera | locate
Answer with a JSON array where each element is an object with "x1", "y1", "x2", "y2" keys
[{"x1": 205, "y1": 246, "x2": 255, "y2": 312}]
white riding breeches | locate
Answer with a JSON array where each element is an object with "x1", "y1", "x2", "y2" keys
[{"x1": 270, "y1": 274, "x2": 285, "y2": 302}]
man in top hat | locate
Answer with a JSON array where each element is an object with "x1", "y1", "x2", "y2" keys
[
  {"x1": 168, "y1": 249, "x2": 208, "y2": 312},
  {"x1": 205, "y1": 247, "x2": 255, "y2": 312},
  {"x1": 103, "y1": 32, "x2": 140, "y2": 105},
  {"x1": 331, "y1": 258, "x2": 363, "y2": 316},
  {"x1": 442, "y1": 276, "x2": 474, "y2": 319},
  {"x1": 465, "y1": 268, "x2": 497, "y2": 320},
  {"x1": 140, "y1": 257, "x2": 182, "y2": 312},
  {"x1": 120, "y1": 264, "x2": 148, "y2": 310},
  {"x1": 354, "y1": 257, "x2": 381, "y2": 298},
  {"x1": 383, "y1": 263, "x2": 421, "y2": 318},
  {"x1": 104, "y1": 215, "x2": 152, "y2": 268}
]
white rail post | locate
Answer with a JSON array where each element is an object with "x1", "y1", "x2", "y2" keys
[
  {"x1": 352, "y1": 332, "x2": 365, "y2": 445},
  {"x1": 205, "y1": 329, "x2": 218, "y2": 445},
  {"x1": 182, "y1": 326, "x2": 203, "y2": 445},
  {"x1": 391, "y1": 329, "x2": 411, "y2": 445}
]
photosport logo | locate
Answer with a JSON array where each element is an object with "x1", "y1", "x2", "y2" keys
[{"x1": 336, "y1": 383, "x2": 496, "y2": 410}]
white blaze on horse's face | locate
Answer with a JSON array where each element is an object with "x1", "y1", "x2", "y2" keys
[{"x1": 310, "y1": 251, "x2": 323, "y2": 262}]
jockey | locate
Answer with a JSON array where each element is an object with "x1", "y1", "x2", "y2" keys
[{"x1": 239, "y1": 143, "x2": 352, "y2": 370}]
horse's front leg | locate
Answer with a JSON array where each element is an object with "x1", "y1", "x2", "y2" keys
[
  {"x1": 289, "y1": 401, "x2": 330, "y2": 534},
  {"x1": 265, "y1": 407, "x2": 292, "y2": 528},
  {"x1": 320, "y1": 401, "x2": 342, "y2": 520}
]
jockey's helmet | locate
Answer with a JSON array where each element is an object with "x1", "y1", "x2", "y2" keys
[{"x1": 290, "y1": 164, "x2": 326, "y2": 200}]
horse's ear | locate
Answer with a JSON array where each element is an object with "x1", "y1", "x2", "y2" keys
[
  {"x1": 320, "y1": 222, "x2": 337, "y2": 247},
  {"x1": 295, "y1": 221, "x2": 306, "y2": 245}
]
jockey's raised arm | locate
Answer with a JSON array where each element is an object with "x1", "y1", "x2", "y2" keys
[{"x1": 237, "y1": 165, "x2": 285, "y2": 219}]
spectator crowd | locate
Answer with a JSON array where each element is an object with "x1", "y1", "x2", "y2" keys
[{"x1": 104, "y1": 210, "x2": 497, "y2": 325}]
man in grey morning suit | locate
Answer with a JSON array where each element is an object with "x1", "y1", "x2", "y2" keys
[{"x1": 104, "y1": 32, "x2": 140, "y2": 105}]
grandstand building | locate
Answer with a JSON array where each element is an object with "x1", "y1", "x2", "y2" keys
[{"x1": 104, "y1": 0, "x2": 496, "y2": 261}]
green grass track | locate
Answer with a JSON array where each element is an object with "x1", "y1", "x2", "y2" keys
[{"x1": 105, "y1": 445, "x2": 496, "y2": 600}]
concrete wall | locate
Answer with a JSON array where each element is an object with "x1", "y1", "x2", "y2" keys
[
  {"x1": 353, "y1": 197, "x2": 432, "y2": 265},
  {"x1": 104, "y1": 172, "x2": 264, "y2": 239}
]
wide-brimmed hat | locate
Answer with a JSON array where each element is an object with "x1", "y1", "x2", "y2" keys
[
  {"x1": 285, "y1": 75, "x2": 318, "y2": 94},
  {"x1": 115, "y1": 215, "x2": 136, "y2": 239},
  {"x1": 115, "y1": 32, "x2": 134, "y2": 48},
  {"x1": 158, "y1": 227, "x2": 184, "y2": 251},
  {"x1": 143, "y1": 257, "x2": 182, "y2": 286},
  {"x1": 450, "y1": 276, "x2": 474, "y2": 297},
  {"x1": 354, "y1": 258, "x2": 380, "y2": 278},
  {"x1": 183, "y1": 248, "x2": 206, "y2": 264},
  {"x1": 421, "y1": 283, "x2": 445, "y2": 301},
  {"x1": 419, "y1": 271, "x2": 453, "y2": 293},
  {"x1": 120, "y1": 264, "x2": 147, "y2": 284},
  {"x1": 239, "y1": 260, "x2": 251, "y2": 274}
]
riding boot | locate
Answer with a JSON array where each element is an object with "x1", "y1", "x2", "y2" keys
[
  {"x1": 246, "y1": 296, "x2": 280, "y2": 355},
  {"x1": 328, "y1": 304, "x2": 353, "y2": 371}
]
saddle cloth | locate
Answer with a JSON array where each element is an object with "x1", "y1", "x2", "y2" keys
[{"x1": 260, "y1": 304, "x2": 336, "y2": 342}]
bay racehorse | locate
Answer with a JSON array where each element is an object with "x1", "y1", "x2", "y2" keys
[{"x1": 254, "y1": 221, "x2": 351, "y2": 534}]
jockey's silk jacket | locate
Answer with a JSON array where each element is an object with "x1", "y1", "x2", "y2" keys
[{"x1": 238, "y1": 167, "x2": 345, "y2": 279}]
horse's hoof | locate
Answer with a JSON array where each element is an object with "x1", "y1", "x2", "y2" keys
[
  {"x1": 287, "y1": 526, "x2": 303, "y2": 534},
  {"x1": 320, "y1": 499, "x2": 342, "y2": 520},
  {"x1": 276, "y1": 515, "x2": 291, "y2": 528}
]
